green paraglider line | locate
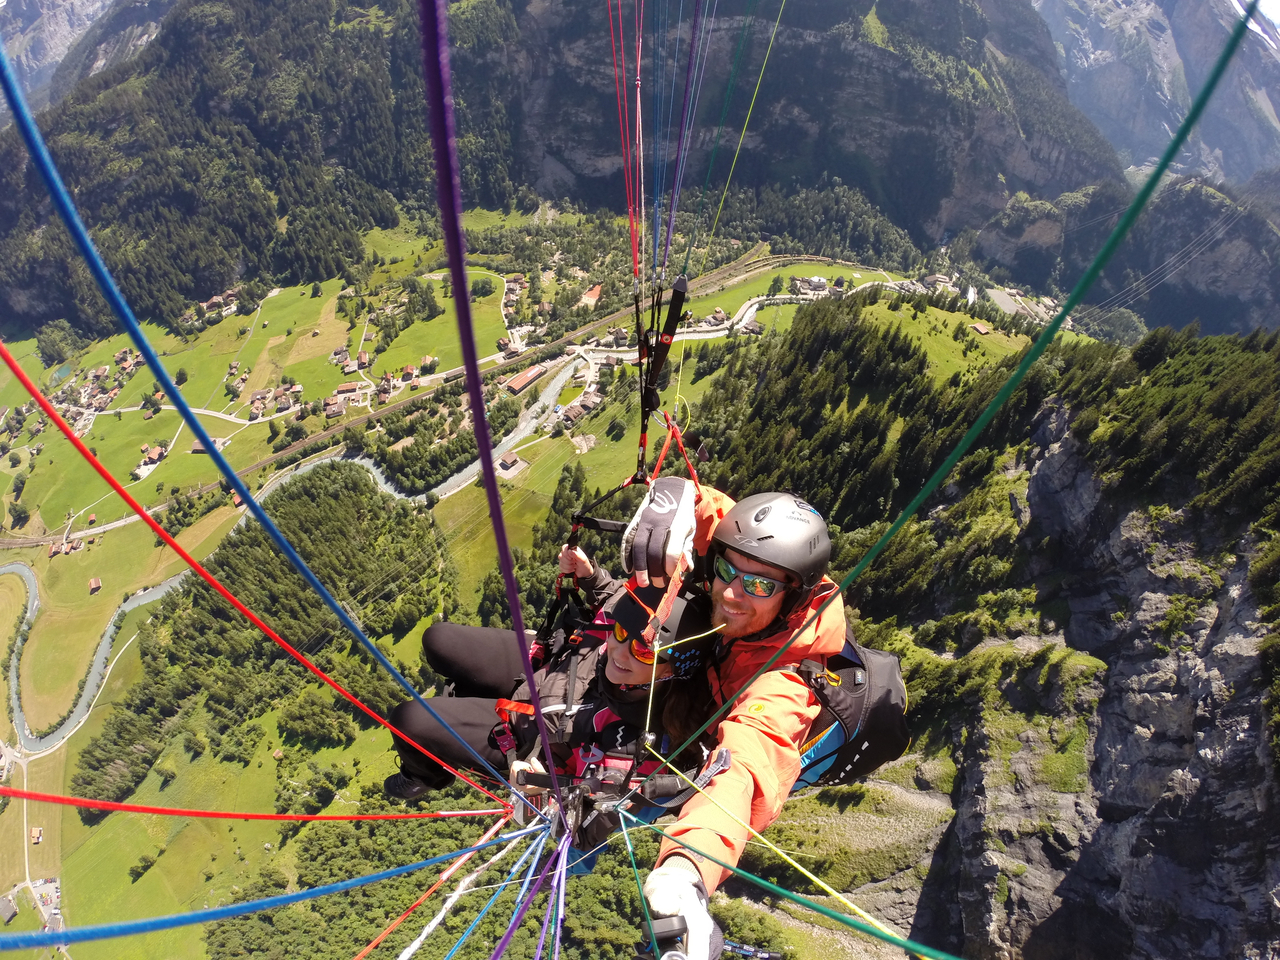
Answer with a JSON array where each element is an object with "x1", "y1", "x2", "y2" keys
[
  {"x1": 622, "y1": 0, "x2": 1263, "y2": 806},
  {"x1": 621, "y1": 812, "x2": 965, "y2": 960}
]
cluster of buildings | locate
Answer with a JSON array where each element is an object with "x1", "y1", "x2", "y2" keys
[
  {"x1": 134, "y1": 441, "x2": 168, "y2": 476},
  {"x1": 557, "y1": 388, "x2": 603, "y2": 427},
  {"x1": 496, "y1": 337, "x2": 523, "y2": 361},
  {"x1": 181, "y1": 286, "x2": 244, "y2": 325},
  {"x1": 227, "y1": 360, "x2": 248, "y2": 395},
  {"x1": 46, "y1": 536, "x2": 89, "y2": 559},
  {"x1": 788, "y1": 275, "x2": 854, "y2": 298},
  {"x1": 246, "y1": 384, "x2": 304, "y2": 420},
  {"x1": 59, "y1": 349, "x2": 147, "y2": 424},
  {"x1": 329, "y1": 347, "x2": 372, "y2": 375},
  {"x1": 321, "y1": 354, "x2": 437, "y2": 417},
  {"x1": 502, "y1": 274, "x2": 530, "y2": 321}
]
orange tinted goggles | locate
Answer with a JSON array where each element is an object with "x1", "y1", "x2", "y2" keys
[{"x1": 613, "y1": 620, "x2": 658, "y2": 665}]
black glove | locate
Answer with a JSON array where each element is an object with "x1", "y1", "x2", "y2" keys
[{"x1": 621, "y1": 477, "x2": 697, "y2": 587}]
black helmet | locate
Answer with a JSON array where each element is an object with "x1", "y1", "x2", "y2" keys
[
  {"x1": 710, "y1": 492, "x2": 831, "y2": 591},
  {"x1": 608, "y1": 582, "x2": 715, "y2": 679}
]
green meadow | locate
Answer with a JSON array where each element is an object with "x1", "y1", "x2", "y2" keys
[
  {"x1": 18, "y1": 505, "x2": 240, "y2": 732},
  {"x1": 684, "y1": 262, "x2": 905, "y2": 322}
]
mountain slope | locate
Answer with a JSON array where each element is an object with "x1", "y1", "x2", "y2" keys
[
  {"x1": 1035, "y1": 0, "x2": 1280, "y2": 180},
  {"x1": 514, "y1": 0, "x2": 1124, "y2": 240},
  {"x1": 0, "y1": 0, "x2": 117, "y2": 113}
]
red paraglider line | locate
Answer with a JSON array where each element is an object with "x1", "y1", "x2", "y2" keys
[
  {"x1": 609, "y1": 0, "x2": 640, "y2": 274},
  {"x1": 0, "y1": 338, "x2": 511, "y2": 812},
  {"x1": 0, "y1": 785, "x2": 503, "y2": 822}
]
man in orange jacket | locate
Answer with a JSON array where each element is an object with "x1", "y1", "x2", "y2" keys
[{"x1": 620, "y1": 478, "x2": 846, "y2": 960}]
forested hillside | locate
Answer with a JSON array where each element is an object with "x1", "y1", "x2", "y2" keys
[
  {"x1": 70, "y1": 463, "x2": 458, "y2": 813},
  {"x1": 0, "y1": 0, "x2": 517, "y2": 339}
]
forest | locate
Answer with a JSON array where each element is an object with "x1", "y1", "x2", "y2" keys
[
  {"x1": 0, "y1": 0, "x2": 518, "y2": 339},
  {"x1": 70, "y1": 463, "x2": 458, "y2": 813}
]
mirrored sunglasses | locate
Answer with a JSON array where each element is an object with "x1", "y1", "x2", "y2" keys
[
  {"x1": 613, "y1": 620, "x2": 657, "y2": 665},
  {"x1": 713, "y1": 553, "x2": 787, "y2": 599}
]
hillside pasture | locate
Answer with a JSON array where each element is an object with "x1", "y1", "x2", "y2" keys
[{"x1": 18, "y1": 511, "x2": 237, "y2": 732}]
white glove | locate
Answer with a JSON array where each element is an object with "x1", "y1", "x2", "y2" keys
[
  {"x1": 643, "y1": 861, "x2": 714, "y2": 960},
  {"x1": 622, "y1": 477, "x2": 697, "y2": 588}
]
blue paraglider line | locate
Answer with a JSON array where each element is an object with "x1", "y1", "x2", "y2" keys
[
  {"x1": 0, "y1": 824, "x2": 546, "y2": 951},
  {"x1": 0, "y1": 39, "x2": 545, "y2": 826}
]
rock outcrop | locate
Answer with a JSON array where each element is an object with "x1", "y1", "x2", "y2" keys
[
  {"x1": 840, "y1": 404, "x2": 1280, "y2": 959},
  {"x1": 0, "y1": 0, "x2": 115, "y2": 111},
  {"x1": 1035, "y1": 0, "x2": 1280, "y2": 182}
]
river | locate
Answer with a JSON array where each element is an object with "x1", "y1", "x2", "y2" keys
[{"x1": 1, "y1": 563, "x2": 189, "y2": 755}]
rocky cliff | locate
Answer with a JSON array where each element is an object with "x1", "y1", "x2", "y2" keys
[
  {"x1": 1034, "y1": 0, "x2": 1280, "y2": 182},
  {"x1": 776, "y1": 403, "x2": 1280, "y2": 959},
  {"x1": 0, "y1": 0, "x2": 115, "y2": 111}
]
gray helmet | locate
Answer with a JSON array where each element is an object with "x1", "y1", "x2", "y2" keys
[{"x1": 710, "y1": 492, "x2": 831, "y2": 591}]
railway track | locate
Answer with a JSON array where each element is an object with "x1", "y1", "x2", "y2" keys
[{"x1": 0, "y1": 246, "x2": 881, "y2": 549}]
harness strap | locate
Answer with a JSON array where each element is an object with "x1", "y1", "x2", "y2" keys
[
  {"x1": 493, "y1": 699, "x2": 537, "y2": 767},
  {"x1": 649, "y1": 414, "x2": 702, "y2": 494},
  {"x1": 554, "y1": 647, "x2": 582, "y2": 745}
]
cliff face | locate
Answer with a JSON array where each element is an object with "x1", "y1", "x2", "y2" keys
[
  {"x1": 1034, "y1": 0, "x2": 1280, "y2": 181},
  {"x1": 510, "y1": 0, "x2": 1123, "y2": 240},
  {"x1": 827, "y1": 403, "x2": 1280, "y2": 959},
  {"x1": 46, "y1": 0, "x2": 177, "y2": 105},
  {"x1": 0, "y1": 0, "x2": 115, "y2": 110}
]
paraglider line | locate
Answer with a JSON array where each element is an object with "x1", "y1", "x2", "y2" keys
[
  {"x1": 416, "y1": 0, "x2": 570, "y2": 820},
  {"x1": 351, "y1": 815, "x2": 514, "y2": 960},
  {"x1": 0, "y1": 336, "x2": 511, "y2": 811},
  {"x1": 0, "y1": 785, "x2": 503, "y2": 823},
  {"x1": 0, "y1": 824, "x2": 545, "y2": 951},
  {"x1": 0, "y1": 43, "x2": 541, "y2": 821}
]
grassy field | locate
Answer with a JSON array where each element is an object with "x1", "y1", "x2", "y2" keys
[
  {"x1": 0, "y1": 764, "x2": 30, "y2": 894},
  {"x1": 0, "y1": 573, "x2": 29, "y2": 743},
  {"x1": 858, "y1": 301, "x2": 1031, "y2": 382},
  {"x1": 18, "y1": 506, "x2": 240, "y2": 732},
  {"x1": 0, "y1": 335, "x2": 48, "y2": 415},
  {"x1": 58, "y1": 690, "x2": 415, "y2": 960},
  {"x1": 684, "y1": 263, "x2": 903, "y2": 323},
  {"x1": 434, "y1": 435, "x2": 579, "y2": 600}
]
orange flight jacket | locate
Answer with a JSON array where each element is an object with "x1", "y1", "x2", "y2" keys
[{"x1": 657, "y1": 487, "x2": 846, "y2": 893}]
